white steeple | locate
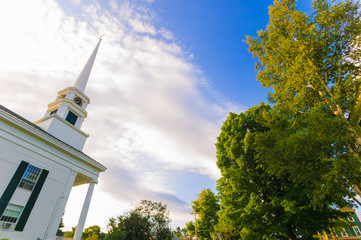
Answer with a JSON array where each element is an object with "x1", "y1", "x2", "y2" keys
[
  {"x1": 73, "y1": 38, "x2": 102, "y2": 93},
  {"x1": 34, "y1": 39, "x2": 102, "y2": 151}
]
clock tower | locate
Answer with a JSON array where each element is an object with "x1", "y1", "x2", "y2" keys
[{"x1": 34, "y1": 38, "x2": 102, "y2": 151}]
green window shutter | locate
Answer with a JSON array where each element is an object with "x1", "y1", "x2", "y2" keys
[
  {"x1": 0, "y1": 161, "x2": 29, "y2": 217},
  {"x1": 15, "y1": 169, "x2": 49, "y2": 231}
]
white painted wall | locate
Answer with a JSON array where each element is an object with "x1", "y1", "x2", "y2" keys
[
  {"x1": 0, "y1": 111, "x2": 104, "y2": 240},
  {"x1": 36, "y1": 116, "x2": 88, "y2": 151}
]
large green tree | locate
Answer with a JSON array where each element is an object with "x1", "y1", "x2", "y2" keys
[
  {"x1": 246, "y1": 0, "x2": 361, "y2": 196},
  {"x1": 247, "y1": 0, "x2": 361, "y2": 118},
  {"x1": 106, "y1": 200, "x2": 172, "y2": 240},
  {"x1": 216, "y1": 104, "x2": 352, "y2": 239},
  {"x1": 191, "y1": 188, "x2": 219, "y2": 240},
  {"x1": 217, "y1": 0, "x2": 361, "y2": 239}
]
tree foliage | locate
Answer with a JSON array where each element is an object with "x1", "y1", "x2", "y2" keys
[
  {"x1": 185, "y1": 221, "x2": 196, "y2": 238},
  {"x1": 106, "y1": 200, "x2": 172, "y2": 240},
  {"x1": 56, "y1": 215, "x2": 65, "y2": 236},
  {"x1": 216, "y1": 104, "x2": 353, "y2": 239},
  {"x1": 63, "y1": 227, "x2": 76, "y2": 238},
  {"x1": 191, "y1": 188, "x2": 219, "y2": 240},
  {"x1": 204, "y1": 0, "x2": 361, "y2": 239},
  {"x1": 82, "y1": 225, "x2": 105, "y2": 240},
  {"x1": 246, "y1": 0, "x2": 361, "y2": 117},
  {"x1": 173, "y1": 226, "x2": 188, "y2": 239},
  {"x1": 63, "y1": 225, "x2": 105, "y2": 240},
  {"x1": 0, "y1": 235, "x2": 9, "y2": 240},
  {"x1": 245, "y1": 0, "x2": 361, "y2": 202}
]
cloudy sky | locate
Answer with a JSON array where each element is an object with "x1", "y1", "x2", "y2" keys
[{"x1": 0, "y1": 0, "x2": 313, "y2": 232}]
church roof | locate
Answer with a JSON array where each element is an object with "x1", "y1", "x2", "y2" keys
[{"x1": 0, "y1": 104, "x2": 106, "y2": 172}]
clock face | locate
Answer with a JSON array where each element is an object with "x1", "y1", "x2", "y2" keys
[{"x1": 73, "y1": 97, "x2": 83, "y2": 106}]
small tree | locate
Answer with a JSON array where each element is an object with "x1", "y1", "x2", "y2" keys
[
  {"x1": 63, "y1": 225, "x2": 105, "y2": 240},
  {"x1": 63, "y1": 227, "x2": 76, "y2": 238},
  {"x1": 185, "y1": 221, "x2": 196, "y2": 238},
  {"x1": 106, "y1": 200, "x2": 172, "y2": 240},
  {"x1": 82, "y1": 225, "x2": 105, "y2": 240},
  {"x1": 191, "y1": 189, "x2": 219, "y2": 240},
  {"x1": 0, "y1": 235, "x2": 9, "y2": 240},
  {"x1": 174, "y1": 226, "x2": 188, "y2": 239},
  {"x1": 56, "y1": 216, "x2": 65, "y2": 236}
]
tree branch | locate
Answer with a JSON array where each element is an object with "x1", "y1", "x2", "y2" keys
[{"x1": 287, "y1": 30, "x2": 343, "y2": 115}]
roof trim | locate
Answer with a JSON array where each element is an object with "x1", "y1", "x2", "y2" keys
[{"x1": 0, "y1": 105, "x2": 106, "y2": 172}]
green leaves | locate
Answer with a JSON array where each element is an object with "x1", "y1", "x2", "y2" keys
[
  {"x1": 247, "y1": 0, "x2": 361, "y2": 117},
  {"x1": 216, "y1": 103, "x2": 355, "y2": 239},
  {"x1": 106, "y1": 200, "x2": 172, "y2": 240},
  {"x1": 191, "y1": 189, "x2": 220, "y2": 240},
  {"x1": 216, "y1": 0, "x2": 361, "y2": 238}
]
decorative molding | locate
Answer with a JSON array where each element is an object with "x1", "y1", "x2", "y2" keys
[
  {"x1": 57, "y1": 87, "x2": 90, "y2": 103},
  {"x1": 33, "y1": 114, "x2": 89, "y2": 138},
  {"x1": 47, "y1": 99, "x2": 88, "y2": 117},
  {"x1": 0, "y1": 106, "x2": 106, "y2": 172}
]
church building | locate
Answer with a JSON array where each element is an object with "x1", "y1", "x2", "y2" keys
[{"x1": 0, "y1": 39, "x2": 106, "y2": 240}]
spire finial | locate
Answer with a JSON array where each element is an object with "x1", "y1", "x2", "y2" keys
[
  {"x1": 73, "y1": 39, "x2": 102, "y2": 93},
  {"x1": 98, "y1": 34, "x2": 105, "y2": 40}
]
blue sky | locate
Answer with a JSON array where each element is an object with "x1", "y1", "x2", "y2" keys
[
  {"x1": 135, "y1": 0, "x2": 312, "y2": 107},
  {"x1": 0, "y1": 0, "x2": 314, "y2": 232},
  {"x1": 151, "y1": 0, "x2": 272, "y2": 107}
]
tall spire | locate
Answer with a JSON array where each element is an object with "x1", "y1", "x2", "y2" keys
[
  {"x1": 34, "y1": 38, "x2": 103, "y2": 151},
  {"x1": 73, "y1": 38, "x2": 102, "y2": 92}
]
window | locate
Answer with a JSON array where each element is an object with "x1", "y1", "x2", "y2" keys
[
  {"x1": 348, "y1": 215, "x2": 354, "y2": 222},
  {"x1": 354, "y1": 227, "x2": 361, "y2": 236},
  {"x1": 0, "y1": 204, "x2": 23, "y2": 224},
  {"x1": 18, "y1": 164, "x2": 41, "y2": 191},
  {"x1": 65, "y1": 111, "x2": 78, "y2": 125},
  {"x1": 341, "y1": 229, "x2": 348, "y2": 237},
  {"x1": 50, "y1": 109, "x2": 58, "y2": 115}
]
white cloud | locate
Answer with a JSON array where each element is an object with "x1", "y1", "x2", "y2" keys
[
  {"x1": 159, "y1": 27, "x2": 175, "y2": 40},
  {"x1": 129, "y1": 18, "x2": 157, "y2": 34},
  {"x1": 0, "y1": 0, "x2": 243, "y2": 231},
  {"x1": 108, "y1": 0, "x2": 118, "y2": 11},
  {"x1": 70, "y1": 0, "x2": 82, "y2": 5}
]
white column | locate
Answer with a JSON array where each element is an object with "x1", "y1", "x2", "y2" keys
[{"x1": 73, "y1": 180, "x2": 96, "y2": 240}]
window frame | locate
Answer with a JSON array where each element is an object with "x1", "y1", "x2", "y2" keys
[
  {"x1": 354, "y1": 227, "x2": 361, "y2": 236},
  {"x1": 49, "y1": 109, "x2": 58, "y2": 115},
  {"x1": 18, "y1": 164, "x2": 42, "y2": 191},
  {"x1": 341, "y1": 229, "x2": 348, "y2": 237},
  {"x1": 0, "y1": 203, "x2": 24, "y2": 224},
  {"x1": 65, "y1": 110, "x2": 78, "y2": 125}
]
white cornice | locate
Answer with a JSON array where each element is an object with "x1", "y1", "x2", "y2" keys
[
  {"x1": 0, "y1": 108, "x2": 106, "y2": 172},
  {"x1": 33, "y1": 114, "x2": 89, "y2": 138},
  {"x1": 47, "y1": 98, "x2": 88, "y2": 118},
  {"x1": 58, "y1": 87, "x2": 90, "y2": 103}
]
